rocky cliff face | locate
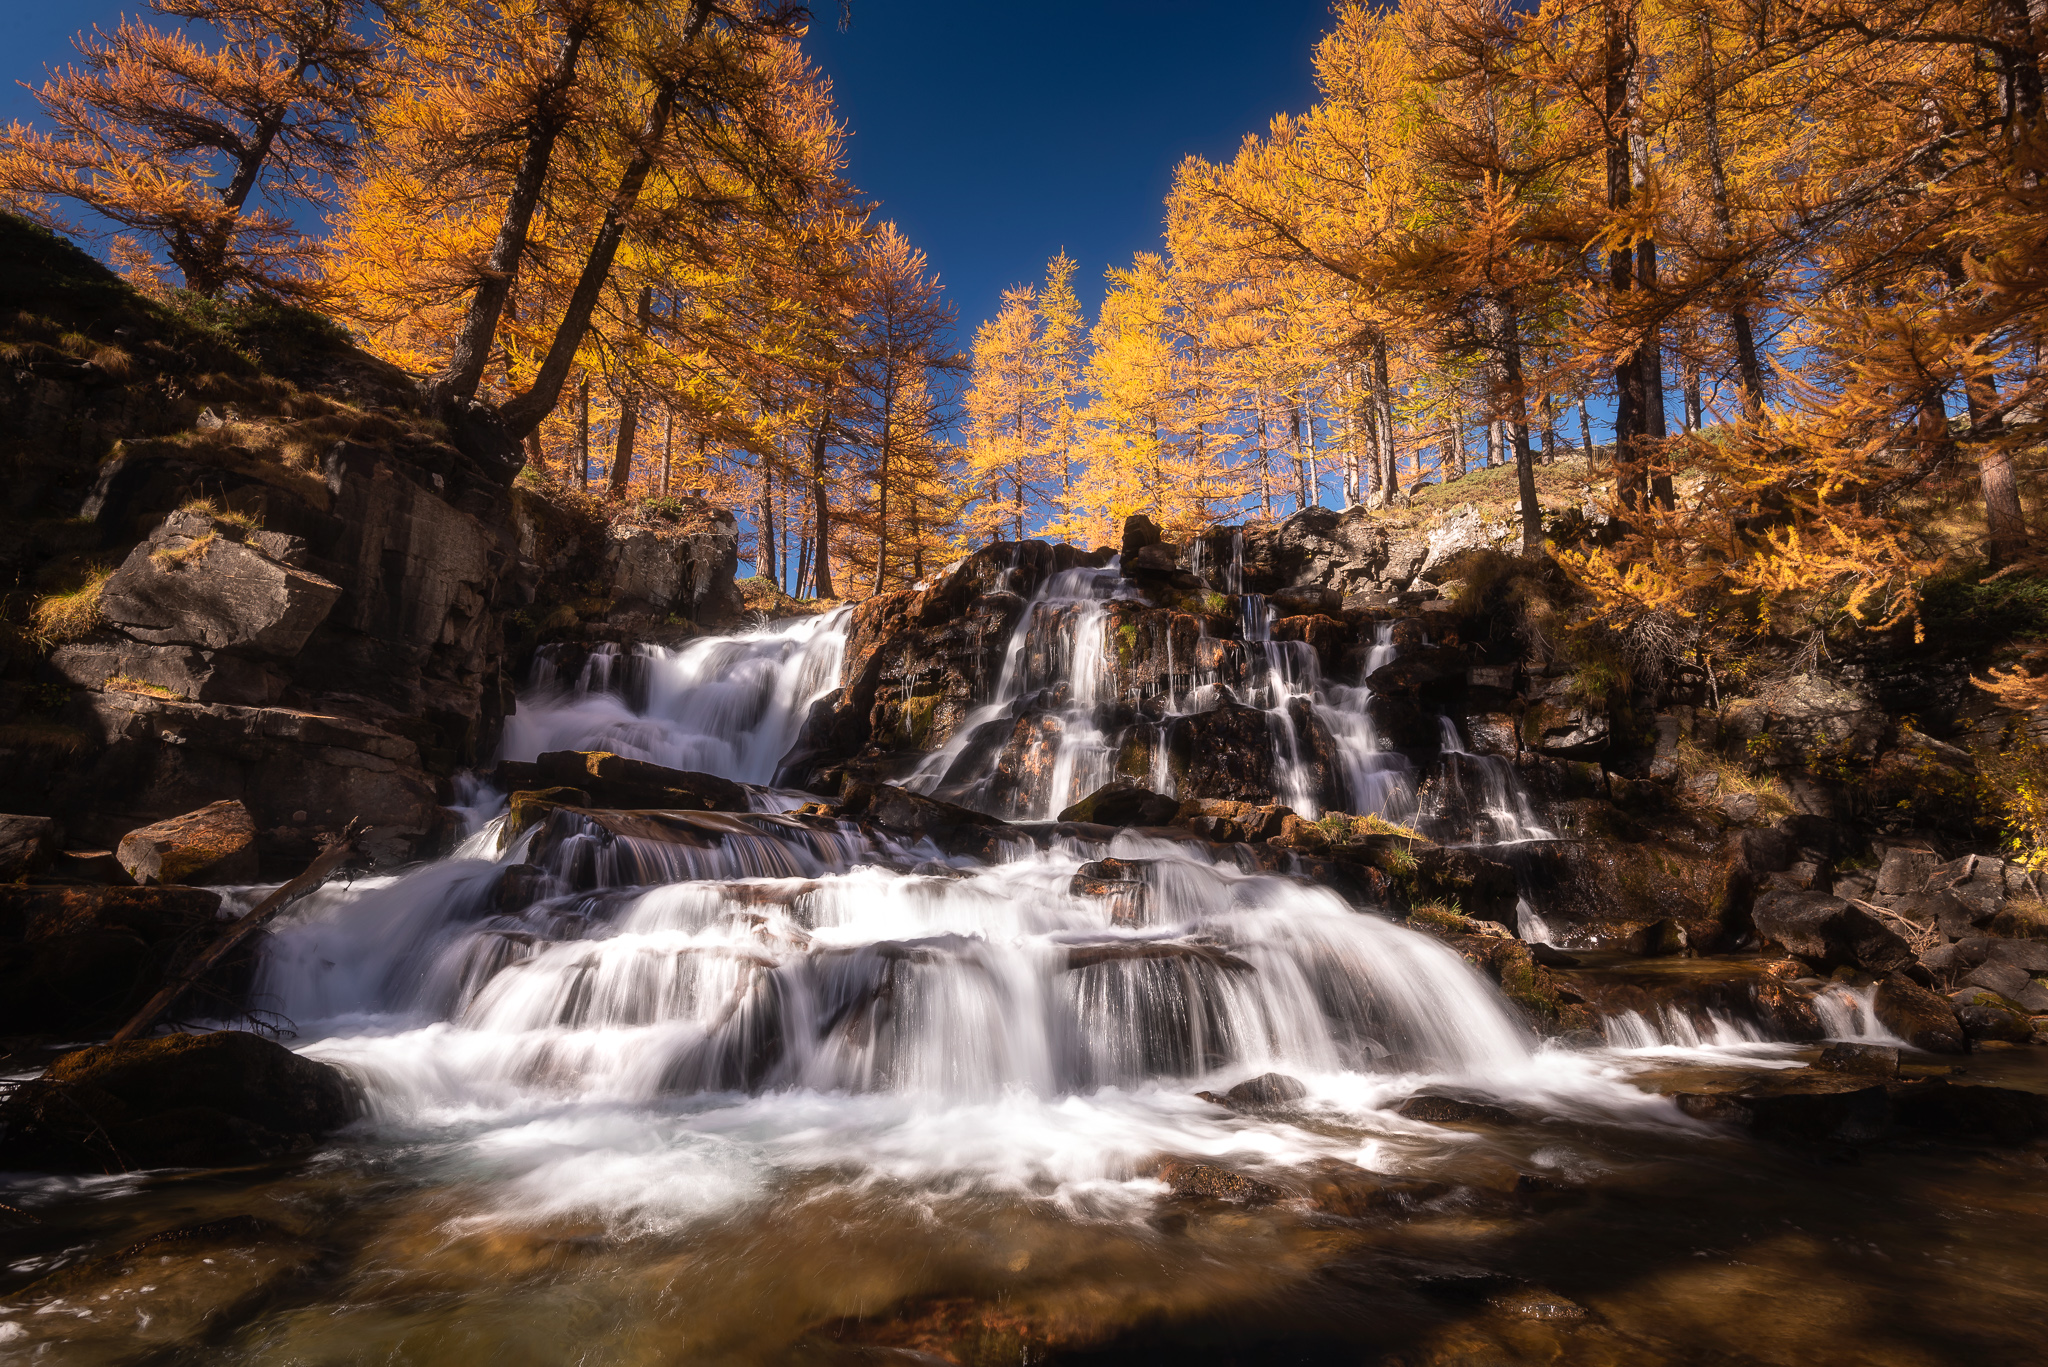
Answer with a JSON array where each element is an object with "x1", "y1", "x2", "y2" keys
[{"x1": 0, "y1": 218, "x2": 742, "y2": 871}]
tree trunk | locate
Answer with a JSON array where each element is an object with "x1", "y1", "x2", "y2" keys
[
  {"x1": 810, "y1": 381, "x2": 835, "y2": 600},
  {"x1": 1697, "y1": 11, "x2": 1767, "y2": 418},
  {"x1": 1683, "y1": 360, "x2": 1704, "y2": 433},
  {"x1": 1498, "y1": 303, "x2": 1544, "y2": 556},
  {"x1": 1607, "y1": 2, "x2": 1645, "y2": 515},
  {"x1": 425, "y1": 18, "x2": 593, "y2": 409},
  {"x1": 760, "y1": 460, "x2": 777, "y2": 584},
  {"x1": 500, "y1": 76, "x2": 682, "y2": 439},
  {"x1": 874, "y1": 369, "x2": 894, "y2": 596},
  {"x1": 524, "y1": 430, "x2": 545, "y2": 481},
  {"x1": 661, "y1": 407, "x2": 673, "y2": 497},
  {"x1": 608, "y1": 393, "x2": 638, "y2": 498},
  {"x1": 576, "y1": 374, "x2": 590, "y2": 491},
  {"x1": 1579, "y1": 399, "x2": 1595, "y2": 460}
]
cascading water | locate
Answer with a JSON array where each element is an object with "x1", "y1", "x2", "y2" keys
[{"x1": 237, "y1": 602, "x2": 1908, "y2": 1242}]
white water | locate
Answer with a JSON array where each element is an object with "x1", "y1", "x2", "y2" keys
[{"x1": 247, "y1": 581, "x2": 1891, "y2": 1233}]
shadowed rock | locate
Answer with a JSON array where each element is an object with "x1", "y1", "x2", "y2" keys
[{"x1": 116, "y1": 798, "x2": 257, "y2": 885}]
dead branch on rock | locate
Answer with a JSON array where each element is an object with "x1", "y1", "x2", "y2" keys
[{"x1": 110, "y1": 818, "x2": 366, "y2": 1044}]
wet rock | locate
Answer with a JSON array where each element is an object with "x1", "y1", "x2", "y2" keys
[
  {"x1": 1151, "y1": 1156, "x2": 1283, "y2": 1205},
  {"x1": 57, "y1": 689, "x2": 442, "y2": 866},
  {"x1": 1630, "y1": 917, "x2": 1691, "y2": 958},
  {"x1": 1486, "y1": 1286, "x2": 1591, "y2": 1321},
  {"x1": 1817, "y1": 1043, "x2": 1901, "y2": 1077},
  {"x1": 1165, "y1": 702, "x2": 1288, "y2": 805},
  {"x1": 1299, "y1": 1157, "x2": 1451, "y2": 1216},
  {"x1": 493, "y1": 862, "x2": 552, "y2": 913},
  {"x1": 0, "y1": 1214, "x2": 320, "y2": 1361},
  {"x1": 1070, "y1": 857, "x2": 1150, "y2": 926},
  {"x1": 1057, "y1": 782, "x2": 1181, "y2": 827},
  {"x1": 1873, "y1": 973, "x2": 1967, "y2": 1054},
  {"x1": 98, "y1": 509, "x2": 343, "y2": 658},
  {"x1": 838, "y1": 781, "x2": 1009, "y2": 855},
  {"x1": 0, "y1": 884, "x2": 224, "y2": 1032},
  {"x1": 1890, "y1": 1080, "x2": 2048, "y2": 1144},
  {"x1": 0, "y1": 812, "x2": 59, "y2": 879},
  {"x1": 1222, "y1": 1071, "x2": 1308, "y2": 1110},
  {"x1": 0, "y1": 1030, "x2": 362, "y2": 1171},
  {"x1": 1530, "y1": 943, "x2": 1582, "y2": 967},
  {"x1": 1745, "y1": 1085, "x2": 1892, "y2": 1144},
  {"x1": 1063, "y1": 938, "x2": 1252, "y2": 973},
  {"x1": 1949, "y1": 987, "x2": 2035, "y2": 1043},
  {"x1": 1751, "y1": 891, "x2": 1916, "y2": 975},
  {"x1": 1521, "y1": 673, "x2": 1610, "y2": 758},
  {"x1": 115, "y1": 798, "x2": 258, "y2": 885},
  {"x1": 1398, "y1": 1094, "x2": 1518, "y2": 1126},
  {"x1": 514, "y1": 750, "x2": 751, "y2": 813}
]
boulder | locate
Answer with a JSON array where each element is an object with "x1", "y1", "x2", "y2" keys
[
  {"x1": 1120, "y1": 513, "x2": 1163, "y2": 557},
  {"x1": 115, "y1": 798, "x2": 258, "y2": 885},
  {"x1": 1221, "y1": 1072, "x2": 1308, "y2": 1110},
  {"x1": 0, "y1": 1030, "x2": 361, "y2": 1171},
  {"x1": 1150, "y1": 1156, "x2": 1282, "y2": 1205},
  {"x1": 1058, "y1": 782, "x2": 1182, "y2": 828},
  {"x1": 1751, "y1": 891, "x2": 1916, "y2": 974},
  {"x1": 50, "y1": 637, "x2": 286, "y2": 705},
  {"x1": 599, "y1": 501, "x2": 742, "y2": 626},
  {"x1": 1816, "y1": 1043, "x2": 1900, "y2": 1077},
  {"x1": 1873, "y1": 973, "x2": 1967, "y2": 1053},
  {"x1": 1070, "y1": 857, "x2": 1150, "y2": 926},
  {"x1": 1630, "y1": 917, "x2": 1691, "y2": 957},
  {"x1": 0, "y1": 884, "x2": 225, "y2": 1033},
  {"x1": 0, "y1": 813, "x2": 59, "y2": 879},
  {"x1": 510, "y1": 750, "x2": 751, "y2": 813},
  {"x1": 1949, "y1": 987, "x2": 2034, "y2": 1043},
  {"x1": 98, "y1": 510, "x2": 342, "y2": 658},
  {"x1": 1874, "y1": 846, "x2": 1941, "y2": 896},
  {"x1": 1520, "y1": 674, "x2": 1610, "y2": 758},
  {"x1": 1398, "y1": 1094, "x2": 1518, "y2": 1126},
  {"x1": 1890, "y1": 1080, "x2": 2048, "y2": 1145},
  {"x1": 838, "y1": 780, "x2": 1010, "y2": 856}
]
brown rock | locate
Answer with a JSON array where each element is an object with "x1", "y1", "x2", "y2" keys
[
  {"x1": 0, "y1": 813, "x2": 60, "y2": 879},
  {"x1": 0, "y1": 1030, "x2": 362, "y2": 1171},
  {"x1": 1873, "y1": 973, "x2": 1967, "y2": 1054},
  {"x1": 0, "y1": 884, "x2": 223, "y2": 1032},
  {"x1": 1152, "y1": 1157, "x2": 1282, "y2": 1204},
  {"x1": 116, "y1": 798, "x2": 257, "y2": 885}
]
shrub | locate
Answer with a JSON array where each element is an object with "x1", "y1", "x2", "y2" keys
[{"x1": 29, "y1": 566, "x2": 112, "y2": 643}]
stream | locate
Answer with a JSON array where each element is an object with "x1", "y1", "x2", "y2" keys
[{"x1": 4, "y1": 582, "x2": 2048, "y2": 1365}]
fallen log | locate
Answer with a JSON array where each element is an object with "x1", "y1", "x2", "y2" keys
[{"x1": 109, "y1": 818, "x2": 367, "y2": 1044}]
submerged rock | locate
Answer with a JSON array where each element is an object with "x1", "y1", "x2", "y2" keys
[
  {"x1": 1150, "y1": 1156, "x2": 1283, "y2": 1205},
  {"x1": 1398, "y1": 1094, "x2": 1518, "y2": 1126},
  {"x1": 0, "y1": 1030, "x2": 362, "y2": 1171},
  {"x1": 1816, "y1": 1043, "x2": 1900, "y2": 1077}
]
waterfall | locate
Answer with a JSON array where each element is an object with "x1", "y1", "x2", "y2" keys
[
  {"x1": 1431, "y1": 715, "x2": 1553, "y2": 844},
  {"x1": 504, "y1": 609, "x2": 849, "y2": 787}
]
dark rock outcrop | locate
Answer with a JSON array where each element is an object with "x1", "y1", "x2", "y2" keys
[
  {"x1": 0, "y1": 1030, "x2": 361, "y2": 1170},
  {"x1": 1751, "y1": 891, "x2": 1917, "y2": 975},
  {"x1": 1058, "y1": 783, "x2": 1181, "y2": 827},
  {"x1": 0, "y1": 884, "x2": 226, "y2": 1032},
  {"x1": 0, "y1": 813, "x2": 59, "y2": 879}
]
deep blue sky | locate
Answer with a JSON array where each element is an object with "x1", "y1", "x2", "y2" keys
[{"x1": 1, "y1": 2, "x2": 1335, "y2": 342}]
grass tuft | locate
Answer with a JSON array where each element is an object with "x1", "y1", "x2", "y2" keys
[{"x1": 30, "y1": 566, "x2": 113, "y2": 643}]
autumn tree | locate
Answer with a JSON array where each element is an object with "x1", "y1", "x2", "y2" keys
[{"x1": 0, "y1": 0, "x2": 377, "y2": 298}]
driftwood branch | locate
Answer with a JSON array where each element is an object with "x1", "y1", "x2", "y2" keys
[
  {"x1": 110, "y1": 817, "x2": 366, "y2": 1045},
  {"x1": 1848, "y1": 897, "x2": 1941, "y2": 955}
]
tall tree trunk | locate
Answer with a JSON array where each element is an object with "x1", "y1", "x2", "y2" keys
[
  {"x1": 1965, "y1": 365, "x2": 2029, "y2": 567},
  {"x1": 524, "y1": 430, "x2": 545, "y2": 481},
  {"x1": 1373, "y1": 338, "x2": 1398, "y2": 505},
  {"x1": 1499, "y1": 302, "x2": 1544, "y2": 555},
  {"x1": 1697, "y1": 10, "x2": 1767, "y2": 417},
  {"x1": 874, "y1": 369, "x2": 894, "y2": 596},
  {"x1": 500, "y1": 78, "x2": 682, "y2": 439},
  {"x1": 576, "y1": 373, "x2": 590, "y2": 491},
  {"x1": 760, "y1": 460, "x2": 777, "y2": 585},
  {"x1": 1607, "y1": 1, "x2": 1645, "y2": 515},
  {"x1": 1579, "y1": 399, "x2": 1595, "y2": 460},
  {"x1": 608, "y1": 394, "x2": 638, "y2": 498},
  {"x1": 425, "y1": 17, "x2": 593, "y2": 409},
  {"x1": 661, "y1": 407, "x2": 673, "y2": 497},
  {"x1": 1483, "y1": 416, "x2": 1498, "y2": 470},
  {"x1": 809, "y1": 385, "x2": 835, "y2": 599},
  {"x1": 1683, "y1": 360, "x2": 1704, "y2": 433},
  {"x1": 1256, "y1": 395, "x2": 1274, "y2": 518}
]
